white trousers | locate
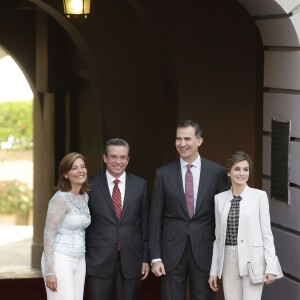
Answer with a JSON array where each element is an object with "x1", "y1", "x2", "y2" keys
[
  {"x1": 41, "y1": 252, "x2": 86, "y2": 300},
  {"x1": 222, "y1": 246, "x2": 264, "y2": 300}
]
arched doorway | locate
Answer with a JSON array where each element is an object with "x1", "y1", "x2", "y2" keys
[
  {"x1": 0, "y1": 0, "x2": 103, "y2": 269},
  {"x1": 0, "y1": 47, "x2": 34, "y2": 274}
]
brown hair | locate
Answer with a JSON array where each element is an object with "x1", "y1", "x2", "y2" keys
[
  {"x1": 55, "y1": 152, "x2": 91, "y2": 194},
  {"x1": 225, "y1": 151, "x2": 253, "y2": 173},
  {"x1": 177, "y1": 120, "x2": 202, "y2": 138}
]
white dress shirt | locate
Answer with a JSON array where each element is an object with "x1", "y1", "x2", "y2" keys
[{"x1": 180, "y1": 154, "x2": 201, "y2": 213}]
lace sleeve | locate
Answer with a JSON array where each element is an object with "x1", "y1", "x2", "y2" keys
[{"x1": 43, "y1": 193, "x2": 68, "y2": 276}]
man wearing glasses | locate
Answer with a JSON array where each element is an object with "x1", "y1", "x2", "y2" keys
[{"x1": 86, "y1": 138, "x2": 149, "y2": 300}]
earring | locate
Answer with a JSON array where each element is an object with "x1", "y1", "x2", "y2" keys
[{"x1": 65, "y1": 176, "x2": 68, "y2": 179}]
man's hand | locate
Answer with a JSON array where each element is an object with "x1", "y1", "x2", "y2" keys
[
  {"x1": 208, "y1": 275, "x2": 219, "y2": 292},
  {"x1": 141, "y1": 263, "x2": 150, "y2": 280},
  {"x1": 151, "y1": 261, "x2": 166, "y2": 277},
  {"x1": 45, "y1": 275, "x2": 57, "y2": 292}
]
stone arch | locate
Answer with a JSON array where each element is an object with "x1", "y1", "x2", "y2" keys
[
  {"x1": 0, "y1": 46, "x2": 36, "y2": 99},
  {"x1": 28, "y1": 0, "x2": 103, "y2": 96}
]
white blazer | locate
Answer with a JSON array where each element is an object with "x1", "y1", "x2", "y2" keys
[{"x1": 210, "y1": 185, "x2": 278, "y2": 278}]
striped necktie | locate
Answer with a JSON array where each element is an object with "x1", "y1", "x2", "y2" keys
[
  {"x1": 185, "y1": 164, "x2": 194, "y2": 218},
  {"x1": 112, "y1": 179, "x2": 122, "y2": 220}
]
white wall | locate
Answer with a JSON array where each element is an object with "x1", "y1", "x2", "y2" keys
[{"x1": 236, "y1": 0, "x2": 300, "y2": 298}]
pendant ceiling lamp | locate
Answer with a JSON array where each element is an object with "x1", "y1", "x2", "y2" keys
[{"x1": 63, "y1": 0, "x2": 91, "y2": 18}]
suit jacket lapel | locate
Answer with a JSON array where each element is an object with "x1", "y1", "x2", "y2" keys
[
  {"x1": 121, "y1": 173, "x2": 132, "y2": 220},
  {"x1": 97, "y1": 173, "x2": 119, "y2": 221},
  {"x1": 195, "y1": 157, "x2": 213, "y2": 214},
  {"x1": 239, "y1": 184, "x2": 249, "y2": 212},
  {"x1": 220, "y1": 191, "x2": 232, "y2": 231},
  {"x1": 170, "y1": 160, "x2": 190, "y2": 218},
  {"x1": 224, "y1": 191, "x2": 232, "y2": 217}
]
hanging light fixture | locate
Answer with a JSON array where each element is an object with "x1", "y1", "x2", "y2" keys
[{"x1": 63, "y1": 0, "x2": 91, "y2": 18}]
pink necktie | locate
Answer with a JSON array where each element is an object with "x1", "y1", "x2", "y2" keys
[
  {"x1": 112, "y1": 179, "x2": 122, "y2": 220},
  {"x1": 185, "y1": 164, "x2": 194, "y2": 218}
]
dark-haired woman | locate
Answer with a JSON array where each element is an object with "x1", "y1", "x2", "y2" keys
[
  {"x1": 41, "y1": 152, "x2": 91, "y2": 300},
  {"x1": 208, "y1": 151, "x2": 280, "y2": 300}
]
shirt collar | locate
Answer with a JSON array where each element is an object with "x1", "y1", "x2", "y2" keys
[
  {"x1": 180, "y1": 154, "x2": 201, "y2": 169},
  {"x1": 106, "y1": 170, "x2": 126, "y2": 184},
  {"x1": 229, "y1": 184, "x2": 249, "y2": 200}
]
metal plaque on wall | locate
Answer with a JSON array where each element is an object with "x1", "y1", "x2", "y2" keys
[{"x1": 271, "y1": 118, "x2": 291, "y2": 204}]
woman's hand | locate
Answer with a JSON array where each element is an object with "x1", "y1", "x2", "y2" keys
[
  {"x1": 264, "y1": 273, "x2": 276, "y2": 285},
  {"x1": 45, "y1": 275, "x2": 57, "y2": 292},
  {"x1": 208, "y1": 275, "x2": 219, "y2": 292}
]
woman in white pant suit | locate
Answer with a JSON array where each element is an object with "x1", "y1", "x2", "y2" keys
[{"x1": 208, "y1": 151, "x2": 279, "y2": 300}]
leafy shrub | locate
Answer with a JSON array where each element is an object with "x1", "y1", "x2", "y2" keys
[
  {"x1": 0, "y1": 180, "x2": 32, "y2": 214},
  {"x1": 0, "y1": 100, "x2": 33, "y2": 150}
]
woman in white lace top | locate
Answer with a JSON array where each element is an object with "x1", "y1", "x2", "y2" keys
[{"x1": 41, "y1": 152, "x2": 91, "y2": 300}]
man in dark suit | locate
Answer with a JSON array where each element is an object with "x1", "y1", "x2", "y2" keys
[
  {"x1": 149, "y1": 120, "x2": 229, "y2": 300},
  {"x1": 86, "y1": 138, "x2": 149, "y2": 300}
]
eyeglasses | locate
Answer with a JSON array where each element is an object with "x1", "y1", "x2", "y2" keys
[{"x1": 106, "y1": 155, "x2": 128, "y2": 162}]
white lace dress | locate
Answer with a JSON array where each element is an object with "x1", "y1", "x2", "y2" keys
[{"x1": 43, "y1": 191, "x2": 91, "y2": 276}]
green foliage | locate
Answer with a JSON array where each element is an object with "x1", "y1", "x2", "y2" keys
[
  {"x1": 0, "y1": 100, "x2": 33, "y2": 150},
  {"x1": 0, "y1": 180, "x2": 33, "y2": 214}
]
